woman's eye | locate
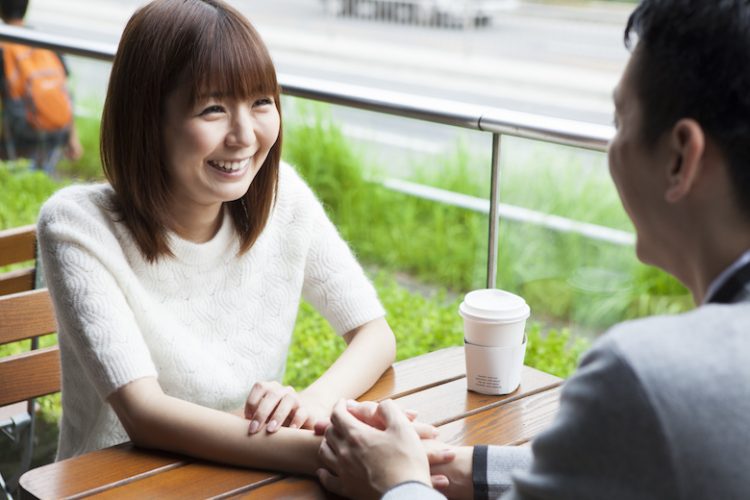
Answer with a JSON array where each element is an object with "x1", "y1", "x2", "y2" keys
[
  {"x1": 253, "y1": 97, "x2": 273, "y2": 107},
  {"x1": 200, "y1": 105, "x2": 225, "y2": 116}
]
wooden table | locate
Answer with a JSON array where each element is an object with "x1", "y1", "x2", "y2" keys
[{"x1": 19, "y1": 346, "x2": 562, "y2": 499}]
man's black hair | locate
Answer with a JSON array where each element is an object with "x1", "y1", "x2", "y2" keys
[
  {"x1": 625, "y1": 0, "x2": 750, "y2": 214},
  {"x1": 0, "y1": 0, "x2": 28, "y2": 21}
]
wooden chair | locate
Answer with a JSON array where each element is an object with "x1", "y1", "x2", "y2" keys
[
  {"x1": 0, "y1": 288, "x2": 59, "y2": 496},
  {"x1": 0, "y1": 225, "x2": 37, "y2": 296}
]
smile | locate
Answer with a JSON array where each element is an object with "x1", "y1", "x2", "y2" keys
[{"x1": 207, "y1": 158, "x2": 250, "y2": 173}]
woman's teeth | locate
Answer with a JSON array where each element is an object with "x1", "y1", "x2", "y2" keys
[{"x1": 208, "y1": 159, "x2": 248, "y2": 172}]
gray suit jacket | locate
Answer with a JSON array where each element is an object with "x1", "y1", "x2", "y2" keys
[{"x1": 385, "y1": 298, "x2": 750, "y2": 500}]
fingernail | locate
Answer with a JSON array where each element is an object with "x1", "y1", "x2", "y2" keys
[
  {"x1": 433, "y1": 476, "x2": 449, "y2": 488},
  {"x1": 346, "y1": 399, "x2": 358, "y2": 408},
  {"x1": 405, "y1": 409, "x2": 418, "y2": 417},
  {"x1": 267, "y1": 420, "x2": 278, "y2": 432},
  {"x1": 432, "y1": 426, "x2": 439, "y2": 437},
  {"x1": 249, "y1": 420, "x2": 260, "y2": 434},
  {"x1": 290, "y1": 423, "x2": 298, "y2": 429}
]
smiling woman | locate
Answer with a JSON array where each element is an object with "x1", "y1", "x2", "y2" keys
[{"x1": 34, "y1": 0, "x2": 396, "y2": 475}]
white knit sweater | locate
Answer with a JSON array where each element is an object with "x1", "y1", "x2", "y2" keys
[{"x1": 37, "y1": 162, "x2": 385, "y2": 460}]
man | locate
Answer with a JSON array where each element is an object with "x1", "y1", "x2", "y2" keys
[
  {"x1": 315, "y1": 0, "x2": 750, "y2": 498},
  {"x1": 0, "y1": 0, "x2": 83, "y2": 173}
]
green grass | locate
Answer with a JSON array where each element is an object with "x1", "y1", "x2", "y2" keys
[{"x1": 284, "y1": 103, "x2": 691, "y2": 331}]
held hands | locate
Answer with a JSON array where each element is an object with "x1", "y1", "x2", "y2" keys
[
  {"x1": 315, "y1": 399, "x2": 457, "y2": 499},
  {"x1": 317, "y1": 399, "x2": 431, "y2": 499},
  {"x1": 243, "y1": 381, "x2": 329, "y2": 434}
]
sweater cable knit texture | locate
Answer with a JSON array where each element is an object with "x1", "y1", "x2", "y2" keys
[{"x1": 37, "y1": 163, "x2": 385, "y2": 460}]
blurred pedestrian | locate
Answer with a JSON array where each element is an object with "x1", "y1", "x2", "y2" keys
[{"x1": 0, "y1": 0, "x2": 83, "y2": 175}]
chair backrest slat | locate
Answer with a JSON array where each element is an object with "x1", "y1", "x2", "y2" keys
[
  {"x1": 0, "y1": 267, "x2": 35, "y2": 296},
  {"x1": 0, "y1": 224, "x2": 36, "y2": 267},
  {"x1": 0, "y1": 289, "x2": 56, "y2": 344},
  {"x1": 0, "y1": 346, "x2": 61, "y2": 407}
]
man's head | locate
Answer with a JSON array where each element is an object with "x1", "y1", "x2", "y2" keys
[
  {"x1": 609, "y1": 0, "x2": 750, "y2": 295},
  {"x1": 622, "y1": 0, "x2": 750, "y2": 217},
  {"x1": 0, "y1": 0, "x2": 28, "y2": 23}
]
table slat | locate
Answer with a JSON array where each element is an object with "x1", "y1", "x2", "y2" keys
[
  {"x1": 224, "y1": 476, "x2": 330, "y2": 500},
  {"x1": 358, "y1": 346, "x2": 465, "y2": 401},
  {"x1": 392, "y1": 366, "x2": 560, "y2": 426},
  {"x1": 438, "y1": 386, "x2": 562, "y2": 447},
  {"x1": 18, "y1": 444, "x2": 186, "y2": 500},
  {"x1": 88, "y1": 462, "x2": 279, "y2": 499}
]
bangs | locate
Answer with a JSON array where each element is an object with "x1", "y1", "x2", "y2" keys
[{"x1": 189, "y1": 8, "x2": 278, "y2": 103}]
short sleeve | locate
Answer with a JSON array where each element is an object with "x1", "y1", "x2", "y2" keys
[
  {"x1": 294, "y1": 171, "x2": 385, "y2": 335},
  {"x1": 37, "y1": 188, "x2": 157, "y2": 400}
]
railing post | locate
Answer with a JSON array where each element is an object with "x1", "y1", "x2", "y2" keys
[{"x1": 486, "y1": 133, "x2": 501, "y2": 289}]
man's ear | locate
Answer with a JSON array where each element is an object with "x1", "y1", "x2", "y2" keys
[{"x1": 665, "y1": 118, "x2": 705, "y2": 203}]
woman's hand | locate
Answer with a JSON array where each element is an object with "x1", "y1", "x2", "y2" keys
[
  {"x1": 244, "y1": 381, "x2": 329, "y2": 434},
  {"x1": 316, "y1": 399, "x2": 433, "y2": 499}
]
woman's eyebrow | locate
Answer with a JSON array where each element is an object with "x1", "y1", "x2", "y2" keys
[{"x1": 196, "y1": 91, "x2": 226, "y2": 101}]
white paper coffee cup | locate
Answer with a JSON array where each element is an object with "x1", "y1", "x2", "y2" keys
[
  {"x1": 459, "y1": 289, "x2": 530, "y2": 347},
  {"x1": 465, "y1": 337, "x2": 527, "y2": 395}
]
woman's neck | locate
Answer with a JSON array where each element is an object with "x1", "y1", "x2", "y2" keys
[{"x1": 166, "y1": 202, "x2": 224, "y2": 243}]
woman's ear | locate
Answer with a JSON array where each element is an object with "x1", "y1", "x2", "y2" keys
[{"x1": 665, "y1": 118, "x2": 705, "y2": 203}]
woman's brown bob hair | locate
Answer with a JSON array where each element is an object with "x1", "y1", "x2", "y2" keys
[{"x1": 101, "y1": 0, "x2": 281, "y2": 262}]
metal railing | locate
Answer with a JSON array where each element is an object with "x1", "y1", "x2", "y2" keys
[{"x1": 0, "y1": 24, "x2": 617, "y2": 289}]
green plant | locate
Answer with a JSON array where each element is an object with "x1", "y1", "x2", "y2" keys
[
  {"x1": 0, "y1": 164, "x2": 62, "y2": 230},
  {"x1": 56, "y1": 112, "x2": 104, "y2": 180}
]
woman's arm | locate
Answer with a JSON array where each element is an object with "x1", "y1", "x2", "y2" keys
[
  {"x1": 109, "y1": 377, "x2": 322, "y2": 474},
  {"x1": 301, "y1": 316, "x2": 396, "y2": 410}
]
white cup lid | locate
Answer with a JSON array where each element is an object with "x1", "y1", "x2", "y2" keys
[{"x1": 459, "y1": 289, "x2": 530, "y2": 323}]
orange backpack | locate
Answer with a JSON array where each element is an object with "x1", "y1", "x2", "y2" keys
[{"x1": 1, "y1": 42, "x2": 72, "y2": 133}]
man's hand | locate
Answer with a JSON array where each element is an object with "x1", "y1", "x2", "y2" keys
[
  {"x1": 314, "y1": 399, "x2": 437, "y2": 439},
  {"x1": 316, "y1": 399, "x2": 433, "y2": 499}
]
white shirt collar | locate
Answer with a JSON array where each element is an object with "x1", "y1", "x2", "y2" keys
[{"x1": 703, "y1": 249, "x2": 750, "y2": 304}]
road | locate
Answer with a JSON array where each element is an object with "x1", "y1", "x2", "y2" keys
[
  {"x1": 24, "y1": 0, "x2": 632, "y2": 169},
  {"x1": 26, "y1": 0, "x2": 631, "y2": 121}
]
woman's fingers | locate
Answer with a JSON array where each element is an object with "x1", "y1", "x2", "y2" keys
[
  {"x1": 313, "y1": 418, "x2": 331, "y2": 436},
  {"x1": 246, "y1": 382, "x2": 293, "y2": 434},
  {"x1": 413, "y1": 421, "x2": 439, "y2": 439},
  {"x1": 431, "y1": 474, "x2": 450, "y2": 491},
  {"x1": 288, "y1": 406, "x2": 309, "y2": 430},
  {"x1": 265, "y1": 391, "x2": 299, "y2": 433},
  {"x1": 244, "y1": 382, "x2": 268, "y2": 419}
]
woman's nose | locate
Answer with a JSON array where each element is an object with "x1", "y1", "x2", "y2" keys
[{"x1": 225, "y1": 108, "x2": 256, "y2": 148}]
